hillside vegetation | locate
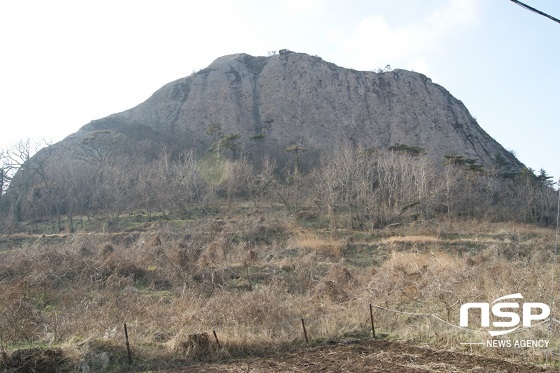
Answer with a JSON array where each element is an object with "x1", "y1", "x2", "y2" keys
[
  {"x1": 0, "y1": 138, "x2": 556, "y2": 234},
  {"x1": 1, "y1": 207, "x2": 559, "y2": 371},
  {"x1": 0, "y1": 141, "x2": 559, "y2": 371}
]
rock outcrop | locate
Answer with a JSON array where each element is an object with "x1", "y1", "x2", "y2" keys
[{"x1": 66, "y1": 50, "x2": 521, "y2": 170}]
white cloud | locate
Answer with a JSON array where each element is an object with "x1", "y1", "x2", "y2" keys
[
  {"x1": 281, "y1": 0, "x2": 327, "y2": 16},
  {"x1": 332, "y1": 0, "x2": 480, "y2": 72},
  {"x1": 427, "y1": 0, "x2": 478, "y2": 32}
]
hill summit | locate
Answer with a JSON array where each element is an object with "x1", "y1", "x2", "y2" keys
[{"x1": 66, "y1": 49, "x2": 520, "y2": 171}]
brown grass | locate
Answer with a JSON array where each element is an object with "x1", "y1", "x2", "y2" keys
[
  {"x1": 290, "y1": 231, "x2": 347, "y2": 258},
  {"x1": 0, "y1": 214, "x2": 559, "y2": 370},
  {"x1": 381, "y1": 235, "x2": 440, "y2": 244}
]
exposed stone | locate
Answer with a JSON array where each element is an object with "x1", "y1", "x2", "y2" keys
[{"x1": 62, "y1": 50, "x2": 523, "y2": 171}]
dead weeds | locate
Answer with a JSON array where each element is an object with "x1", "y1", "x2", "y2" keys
[{"x1": 1, "y1": 216, "x2": 559, "y2": 370}]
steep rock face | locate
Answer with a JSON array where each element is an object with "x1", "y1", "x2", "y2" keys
[{"x1": 73, "y1": 50, "x2": 520, "y2": 170}]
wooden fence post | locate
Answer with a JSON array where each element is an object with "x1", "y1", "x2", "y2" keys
[
  {"x1": 212, "y1": 330, "x2": 221, "y2": 349},
  {"x1": 124, "y1": 323, "x2": 132, "y2": 364},
  {"x1": 370, "y1": 304, "x2": 376, "y2": 339},
  {"x1": 301, "y1": 318, "x2": 309, "y2": 344}
]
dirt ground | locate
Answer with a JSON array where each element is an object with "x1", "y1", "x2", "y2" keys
[{"x1": 180, "y1": 340, "x2": 558, "y2": 372}]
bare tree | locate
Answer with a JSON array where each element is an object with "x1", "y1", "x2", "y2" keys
[
  {"x1": 0, "y1": 149, "x2": 14, "y2": 200},
  {"x1": 4, "y1": 138, "x2": 53, "y2": 223},
  {"x1": 250, "y1": 156, "x2": 276, "y2": 208},
  {"x1": 222, "y1": 158, "x2": 253, "y2": 209},
  {"x1": 139, "y1": 149, "x2": 206, "y2": 218},
  {"x1": 315, "y1": 142, "x2": 378, "y2": 230},
  {"x1": 284, "y1": 144, "x2": 307, "y2": 176},
  {"x1": 74, "y1": 130, "x2": 123, "y2": 166}
]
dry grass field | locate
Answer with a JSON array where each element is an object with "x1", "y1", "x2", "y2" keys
[{"x1": 1, "y1": 206, "x2": 560, "y2": 371}]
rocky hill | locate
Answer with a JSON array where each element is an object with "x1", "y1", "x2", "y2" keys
[{"x1": 64, "y1": 50, "x2": 521, "y2": 170}]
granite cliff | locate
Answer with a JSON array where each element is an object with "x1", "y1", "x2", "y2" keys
[{"x1": 63, "y1": 50, "x2": 521, "y2": 171}]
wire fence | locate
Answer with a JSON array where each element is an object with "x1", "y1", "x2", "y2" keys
[{"x1": 116, "y1": 301, "x2": 560, "y2": 365}]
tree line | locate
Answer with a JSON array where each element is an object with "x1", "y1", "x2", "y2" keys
[{"x1": 0, "y1": 133, "x2": 557, "y2": 234}]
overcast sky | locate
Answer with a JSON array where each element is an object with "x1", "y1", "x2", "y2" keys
[{"x1": 1, "y1": 0, "x2": 559, "y2": 176}]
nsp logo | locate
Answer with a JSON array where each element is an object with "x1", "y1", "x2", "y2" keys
[{"x1": 459, "y1": 293, "x2": 550, "y2": 336}]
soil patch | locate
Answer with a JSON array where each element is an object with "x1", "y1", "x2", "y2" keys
[{"x1": 180, "y1": 340, "x2": 555, "y2": 372}]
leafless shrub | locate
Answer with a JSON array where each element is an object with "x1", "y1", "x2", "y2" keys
[
  {"x1": 175, "y1": 332, "x2": 212, "y2": 358},
  {"x1": 244, "y1": 249, "x2": 258, "y2": 265},
  {"x1": 198, "y1": 236, "x2": 228, "y2": 269},
  {"x1": 0, "y1": 288, "x2": 42, "y2": 343},
  {"x1": 151, "y1": 235, "x2": 162, "y2": 247},
  {"x1": 1, "y1": 348, "x2": 65, "y2": 373},
  {"x1": 313, "y1": 265, "x2": 356, "y2": 304},
  {"x1": 100, "y1": 244, "x2": 115, "y2": 258}
]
